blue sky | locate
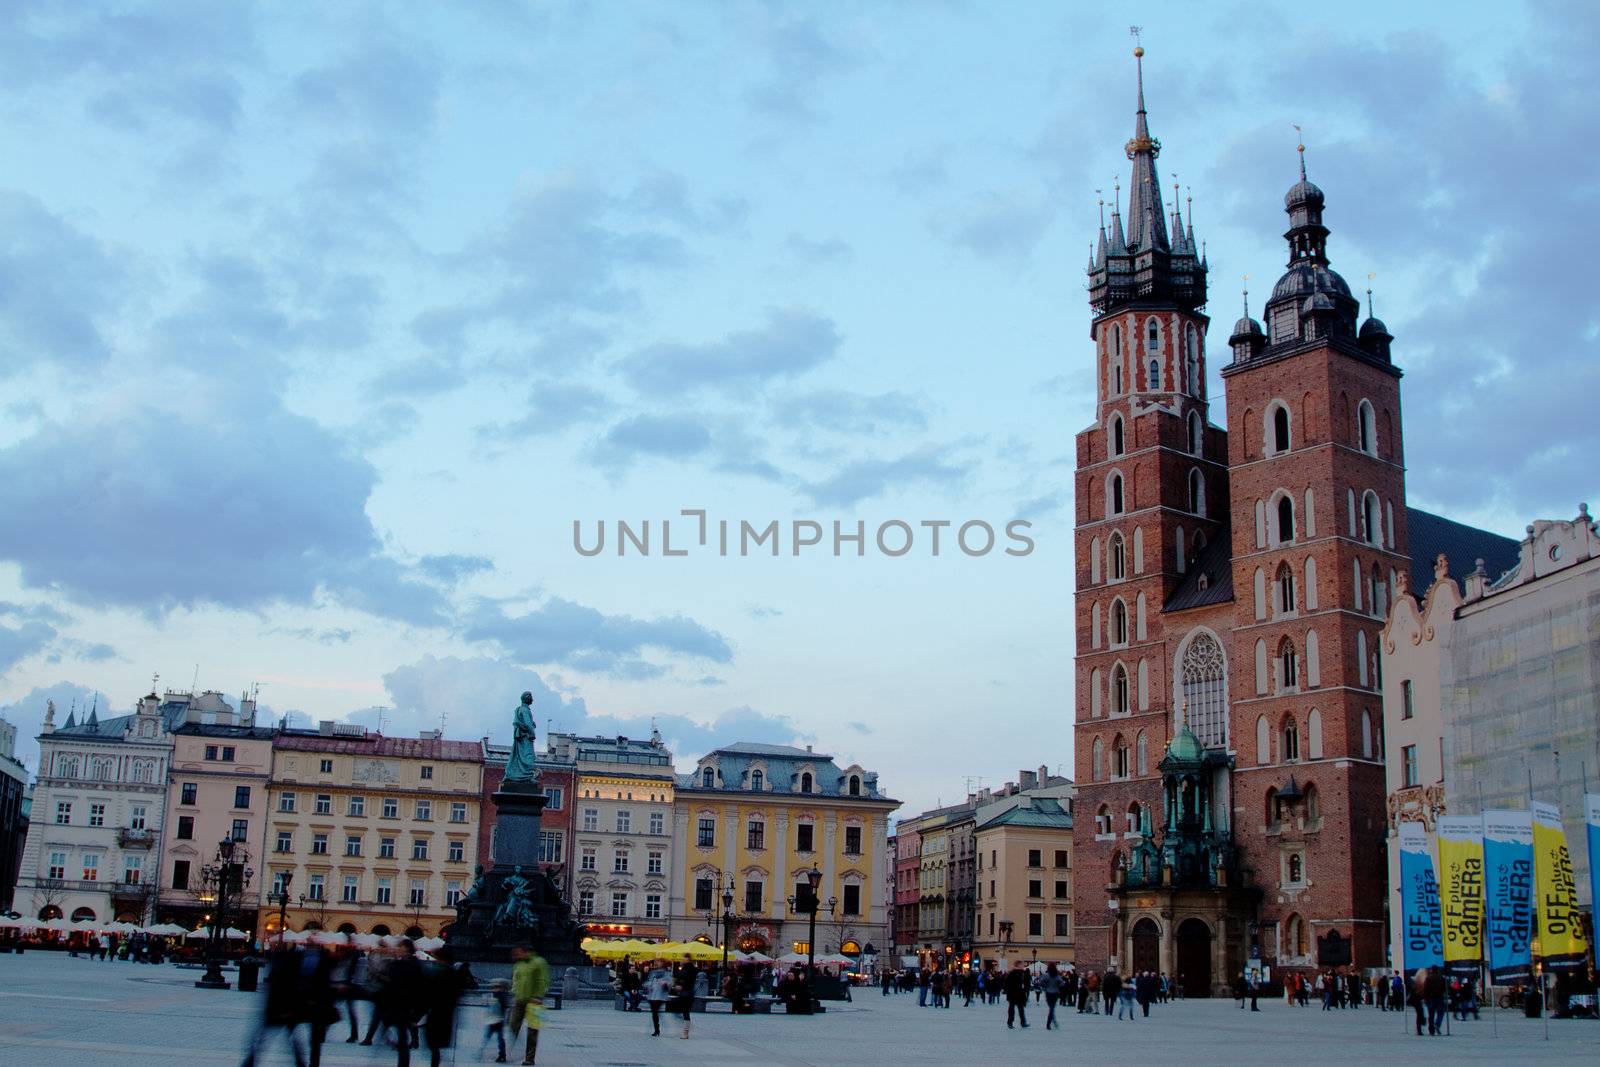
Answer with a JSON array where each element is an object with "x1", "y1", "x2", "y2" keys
[{"x1": 0, "y1": 1, "x2": 1593, "y2": 816}]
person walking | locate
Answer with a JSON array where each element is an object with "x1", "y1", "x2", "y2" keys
[
  {"x1": 509, "y1": 947, "x2": 551, "y2": 1064},
  {"x1": 1003, "y1": 960, "x2": 1030, "y2": 1029},
  {"x1": 333, "y1": 947, "x2": 368, "y2": 1043},
  {"x1": 1040, "y1": 963, "x2": 1063, "y2": 1029},
  {"x1": 962, "y1": 968, "x2": 978, "y2": 1006},
  {"x1": 422, "y1": 951, "x2": 472, "y2": 1067},
  {"x1": 1115, "y1": 972, "x2": 1137, "y2": 1020},
  {"x1": 917, "y1": 967, "x2": 930, "y2": 1007},
  {"x1": 1136, "y1": 971, "x2": 1155, "y2": 1017},
  {"x1": 480, "y1": 979, "x2": 512, "y2": 1063},
  {"x1": 1423, "y1": 966, "x2": 1446, "y2": 1036},
  {"x1": 644, "y1": 964, "x2": 672, "y2": 1036},
  {"x1": 1102, "y1": 969, "x2": 1123, "y2": 1018},
  {"x1": 240, "y1": 946, "x2": 308, "y2": 1067},
  {"x1": 1410, "y1": 968, "x2": 1429, "y2": 1036},
  {"x1": 1234, "y1": 971, "x2": 1249, "y2": 1010}
]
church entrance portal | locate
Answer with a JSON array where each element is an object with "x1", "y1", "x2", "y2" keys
[
  {"x1": 1176, "y1": 918, "x2": 1212, "y2": 997},
  {"x1": 1131, "y1": 918, "x2": 1160, "y2": 974}
]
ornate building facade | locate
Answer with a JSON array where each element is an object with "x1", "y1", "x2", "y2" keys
[{"x1": 1071, "y1": 48, "x2": 1511, "y2": 989}]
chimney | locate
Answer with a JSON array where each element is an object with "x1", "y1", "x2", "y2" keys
[
  {"x1": 319, "y1": 720, "x2": 336, "y2": 735},
  {"x1": 1038, "y1": 764, "x2": 1049, "y2": 784},
  {"x1": 1019, "y1": 769, "x2": 1038, "y2": 790}
]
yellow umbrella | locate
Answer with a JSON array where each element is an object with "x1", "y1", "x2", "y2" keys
[{"x1": 660, "y1": 940, "x2": 722, "y2": 961}]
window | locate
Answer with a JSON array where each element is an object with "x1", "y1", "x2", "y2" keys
[
  {"x1": 1185, "y1": 324, "x2": 1200, "y2": 394},
  {"x1": 82, "y1": 854, "x2": 99, "y2": 881},
  {"x1": 279, "y1": 793, "x2": 297, "y2": 813},
  {"x1": 610, "y1": 892, "x2": 629, "y2": 917},
  {"x1": 745, "y1": 881, "x2": 764, "y2": 913},
  {"x1": 1305, "y1": 784, "x2": 1321, "y2": 823},
  {"x1": 797, "y1": 823, "x2": 815, "y2": 852},
  {"x1": 539, "y1": 831, "x2": 564, "y2": 864},
  {"x1": 230, "y1": 818, "x2": 248, "y2": 841},
  {"x1": 1149, "y1": 358, "x2": 1160, "y2": 390},
  {"x1": 1277, "y1": 563, "x2": 1296, "y2": 613},
  {"x1": 1188, "y1": 468, "x2": 1203, "y2": 515},
  {"x1": 1287, "y1": 853, "x2": 1304, "y2": 885},
  {"x1": 46, "y1": 851, "x2": 66, "y2": 880},
  {"x1": 376, "y1": 878, "x2": 393, "y2": 905},
  {"x1": 1054, "y1": 849, "x2": 1069, "y2": 868},
  {"x1": 844, "y1": 825, "x2": 863, "y2": 854},
  {"x1": 578, "y1": 891, "x2": 595, "y2": 916},
  {"x1": 382, "y1": 797, "x2": 399, "y2": 819},
  {"x1": 1109, "y1": 533, "x2": 1126, "y2": 580},
  {"x1": 315, "y1": 794, "x2": 332, "y2": 815},
  {"x1": 345, "y1": 795, "x2": 365, "y2": 817},
  {"x1": 420, "y1": 765, "x2": 433, "y2": 780},
  {"x1": 448, "y1": 840, "x2": 465, "y2": 862},
  {"x1": 320, "y1": 758, "x2": 333, "y2": 774},
  {"x1": 1272, "y1": 405, "x2": 1291, "y2": 454},
  {"x1": 180, "y1": 783, "x2": 197, "y2": 806},
  {"x1": 171, "y1": 859, "x2": 189, "y2": 890},
  {"x1": 648, "y1": 850, "x2": 663, "y2": 875},
  {"x1": 1054, "y1": 879, "x2": 1069, "y2": 899},
  {"x1": 613, "y1": 849, "x2": 629, "y2": 873},
  {"x1": 450, "y1": 802, "x2": 467, "y2": 823},
  {"x1": 276, "y1": 831, "x2": 292, "y2": 853},
  {"x1": 1110, "y1": 472, "x2": 1124, "y2": 515},
  {"x1": 343, "y1": 876, "x2": 359, "y2": 903},
  {"x1": 1362, "y1": 492, "x2": 1380, "y2": 545},
  {"x1": 345, "y1": 835, "x2": 362, "y2": 857},
  {"x1": 848, "y1": 774, "x2": 862, "y2": 796},
  {"x1": 1188, "y1": 411, "x2": 1202, "y2": 455},
  {"x1": 446, "y1": 881, "x2": 462, "y2": 907},
  {"x1": 1357, "y1": 399, "x2": 1376, "y2": 455},
  {"x1": 1111, "y1": 600, "x2": 1128, "y2": 645},
  {"x1": 307, "y1": 874, "x2": 325, "y2": 901},
  {"x1": 843, "y1": 883, "x2": 861, "y2": 915},
  {"x1": 205, "y1": 745, "x2": 218, "y2": 761},
  {"x1": 1401, "y1": 680, "x2": 1414, "y2": 720},
  {"x1": 1282, "y1": 719, "x2": 1300, "y2": 762},
  {"x1": 1110, "y1": 413, "x2": 1125, "y2": 456},
  {"x1": 312, "y1": 833, "x2": 329, "y2": 855},
  {"x1": 233, "y1": 785, "x2": 251, "y2": 809},
  {"x1": 1285, "y1": 913, "x2": 1308, "y2": 957},
  {"x1": 1112, "y1": 664, "x2": 1130, "y2": 715},
  {"x1": 580, "y1": 847, "x2": 596, "y2": 871},
  {"x1": 1279, "y1": 639, "x2": 1299, "y2": 691},
  {"x1": 1277, "y1": 495, "x2": 1295, "y2": 543},
  {"x1": 583, "y1": 808, "x2": 599, "y2": 832},
  {"x1": 694, "y1": 877, "x2": 714, "y2": 911},
  {"x1": 649, "y1": 812, "x2": 664, "y2": 835},
  {"x1": 414, "y1": 800, "x2": 432, "y2": 821},
  {"x1": 54, "y1": 801, "x2": 71, "y2": 825},
  {"x1": 542, "y1": 786, "x2": 563, "y2": 810},
  {"x1": 1403, "y1": 744, "x2": 1419, "y2": 787},
  {"x1": 702, "y1": 767, "x2": 715, "y2": 788},
  {"x1": 750, "y1": 770, "x2": 764, "y2": 791},
  {"x1": 645, "y1": 893, "x2": 663, "y2": 919},
  {"x1": 1055, "y1": 913, "x2": 1071, "y2": 937},
  {"x1": 800, "y1": 772, "x2": 813, "y2": 793},
  {"x1": 747, "y1": 820, "x2": 766, "y2": 850},
  {"x1": 1029, "y1": 913, "x2": 1043, "y2": 937},
  {"x1": 379, "y1": 837, "x2": 396, "y2": 859},
  {"x1": 409, "y1": 880, "x2": 425, "y2": 906},
  {"x1": 1146, "y1": 318, "x2": 1159, "y2": 352},
  {"x1": 177, "y1": 815, "x2": 194, "y2": 840},
  {"x1": 89, "y1": 803, "x2": 105, "y2": 827},
  {"x1": 697, "y1": 817, "x2": 716, "y2": 848},
  {"x1": 222, "y1": 746, "x2": 235, "y2": 761},
  {"x1": 1114, "y1": 742, "x2": 1131, "y2": 779},
  {"x1": 411, "y1": 839, "x2": 429, "y2": 861},
  {"x1": 616, "y1": 810, "x2": 631, "y2": 833},
  {"x1": 1027, "y1": 848, "x2": 1042, "y2": 868}
]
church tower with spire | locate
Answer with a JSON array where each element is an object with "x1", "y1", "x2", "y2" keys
[{"x1": 1072, "y1": 51, "x2": 1418, "y2": 990}]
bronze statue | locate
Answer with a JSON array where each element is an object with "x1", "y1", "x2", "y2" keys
[
  {"x1": 494, "y1": 865, "x2": 540, "y2": 931},
  {"x1": 505, "y1": 691, "x2": 539, "y2": 783}
]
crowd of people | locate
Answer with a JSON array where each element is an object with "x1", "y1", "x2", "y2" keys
[
  {"x1": 878, "y1": 960, "x2": 1181, "y2": 1027},
  {"x1": 240, "y1": 940, "x2": 550, "y2": 1067}
]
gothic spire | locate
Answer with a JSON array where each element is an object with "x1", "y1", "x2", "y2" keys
[
  {"x1": 1124, "y1": 45, "x2": 1169, "y2": 252},
  {"x1": 1108, "y1": 182, "x2": 1127, "y2": 255}
]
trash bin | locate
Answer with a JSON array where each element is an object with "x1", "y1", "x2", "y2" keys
[{"x1": 237, "y1": 957, "x2": 262, "y2": 992}]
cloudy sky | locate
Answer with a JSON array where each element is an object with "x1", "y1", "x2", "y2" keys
[{"x1": 0, "y1": 2, "x2": 1592, "y2": 816}]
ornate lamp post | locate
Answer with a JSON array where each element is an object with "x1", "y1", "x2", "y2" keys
[
  {"x1": 407, "y1": 891, "x2": 428, "y2": 935},
  {"x1": 785, "y1": 863, "x2": 837, "y2": 1011},
  {"x1": 195, "y1": 837, "x2": 252, "y2": 990},
  {"x1": 270, "y1": 872, "x2": 292, "y2": 947},
  {"x1": 719, "y1": 880, "x2": 735, "y2": 989}
]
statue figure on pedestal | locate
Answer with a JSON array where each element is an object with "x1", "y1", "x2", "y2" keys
[
  {"x1": 505, "y1": 691, "x2": 539, "y2": 784},
  {"x1": 494, "y1": 865, "x2": 540, "y2": 933}
]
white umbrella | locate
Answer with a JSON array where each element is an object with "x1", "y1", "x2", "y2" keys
[
  {"x1": 414, "y1": 936, "x2": 445, "y2": 951},
  {"x1": 223, "y1": 927, "x2": 250, "y2": 941},
  {"x1": 280, "y1": 929, "x2": 311, "y2": 943},
  {"x1": 775, "y1": 951, "x2": 808, "y2": 965},
  {"x1": 741, "y1": 951, "x2": 775, "y2": 964},
  {"x1": 186, "y1": 926, "x2": 211, "y2": 940},
  {"x1": 351, "y1": 933, "x2": 381, "y2": 948},
  {"x1": 0, "y1": 916, "x2": 42, "y2": 931},
  {"x1": 147, "y1": 923, "x2": 189, "y2": 936}
]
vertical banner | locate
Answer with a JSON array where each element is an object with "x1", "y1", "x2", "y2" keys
[
  {"x1": 1530, "y1": 800, "x2": 1588, "y2": 972},
  {"x1": 1399, "y1": 819, "x2": 1443, "y2": 973},
  {"x1": 1436, "y1": 815, "x2": 1486, "y2": 979},
  {"x1": 1586, "y1": 794, "x2": 1600, "y2": 969},
  {"x1": 1482, "y1": 810, "x2": 1534, "y2": 983}
]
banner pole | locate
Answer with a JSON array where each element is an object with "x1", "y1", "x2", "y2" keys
[
  {"x1": 1478, "y1": 784, "x2": 1496, "y2": 1040},
  {"x1": 1528, "y1": 768, "x2": 1548, "y2": 1041}
]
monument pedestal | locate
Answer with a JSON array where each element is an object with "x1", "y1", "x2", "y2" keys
[{"x1": 444, "y1": 780, "x2": 583, "y2": 974}]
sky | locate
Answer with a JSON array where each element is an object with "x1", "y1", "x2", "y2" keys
[{"x1": 0, "y1": 1, "x2": 1594, "y2": 819}]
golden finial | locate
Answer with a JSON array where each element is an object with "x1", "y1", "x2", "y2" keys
[{"x1": 1292, "y1": 124, "x2": 1307, "y2": 179}]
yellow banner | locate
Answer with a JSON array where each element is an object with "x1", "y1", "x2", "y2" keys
[
  {"x1": 1436, "y1": 816, "x2": 1485, "y2": 976},
  {"x1": 1531, "y1": 801, "x2": 1588, "y2": 971}
]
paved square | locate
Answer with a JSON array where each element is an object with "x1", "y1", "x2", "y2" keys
[{"x1": 1, "y1": 954, "x2": 1597, "y2": 1065}]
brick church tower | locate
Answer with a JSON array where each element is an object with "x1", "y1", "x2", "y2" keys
[{"x1": 1072, "y1": 50, "x2": 1404, "y2": 991}]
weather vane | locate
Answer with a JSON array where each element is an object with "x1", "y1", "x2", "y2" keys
[
  {"x1": 1292, "y1": 124, "x2": 1307, "y2": 178},
  {"x1": 1130, "y1": 26, "x2": 1143, "y2": 47}
]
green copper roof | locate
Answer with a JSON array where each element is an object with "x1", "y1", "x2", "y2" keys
[{"x1": 1162, "y1": 723, "x2": 1206, "y2": 764}]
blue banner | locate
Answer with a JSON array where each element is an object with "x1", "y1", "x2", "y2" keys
[
  {"x1": 1482, "y1": 810, "x2": 1534, "y2": 983},
  {"x1": 1399, "y1": 820, "x2": 1443, "y2": 973}
]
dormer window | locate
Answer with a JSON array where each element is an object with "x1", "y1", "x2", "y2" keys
[
  {"x1": 751, "y1": 770, "x2": 763, "y2": 791},
  {"x1": 800, "y1": 771, "x2": 813, "y2": 793},
  {"x1": 848, "y1": 775, "x2": 861, "y2": 796},
  {"x1": 701, "y1": 767, "x2": 715, "y2": 788}
]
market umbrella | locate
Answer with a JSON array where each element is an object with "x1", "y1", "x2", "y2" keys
[
  {"x1": 580, "y1": 938, "x2": 634, "y2": 960},
  {"x1": 311, "y1": 930, "x2": 349, "y2": 946},
  {"x1": 414, "y1": 936, "x2": 445, "y2": 951},
  {"x1": 0, "y1": 916, "x2": 42, "y2": 931},
  {"x1": 662, "y1": 940, "x2": 722, "y2": 962},
  {"x1": 774, "y1": 951, "x2": 808, "y2": 965},
  {"x1": 740, "y1": 951, "x2": 775, "y2": 964},
  {"x1": 351, "y1": 933, "x2": 381, "y2": 948}
]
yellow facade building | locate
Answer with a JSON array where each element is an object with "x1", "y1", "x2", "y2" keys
[
  {"x1": 973, "y1": 793, "x2": 1075, "y2": 967},
  {"x1": 668, "y1": 743, "x2": 897, "y2": 964},
  {"x1": 260, "y1": 726, "x2": 482, "y2": 938}
]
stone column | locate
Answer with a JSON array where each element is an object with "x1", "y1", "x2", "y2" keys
[
  {"x1": 771, "y1": 812, "x2": 789, "y2": 924},
  {"x1": 669, "y1": 807, "x2": 690, "y2": 940}
]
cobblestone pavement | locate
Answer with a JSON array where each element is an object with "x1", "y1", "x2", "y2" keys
[{"x1": 2, "y1": 954, "x2": 1597, "y2": 1065}]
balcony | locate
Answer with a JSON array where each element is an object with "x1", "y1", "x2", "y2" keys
[{"x1": 118, "y1": 828, "x2": 157, "y2": 849}]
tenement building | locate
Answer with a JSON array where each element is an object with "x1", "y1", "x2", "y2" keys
[
  {"x1": 1070, "y1": 49, "x2": 1513, "y2": 990},
  {"x1": 263, "y1": 725, "x2": 482, "y2": 938},
  {"x1": 0, "y1": 714, "x2": 28, "y2": 912},
  {"x1": 1381, "y1": 507, "x2": 1595, "y2": 965},
  {"x1": 669, "y1": 743, "x2": 896, "y2": 966},
  {"x1": 971, "y1": 770, "x2": 1075, "y2": 969}
]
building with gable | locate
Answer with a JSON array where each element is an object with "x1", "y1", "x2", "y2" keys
[{"x1": 669, "y1": 742, "x2": 897, "y2": 966}]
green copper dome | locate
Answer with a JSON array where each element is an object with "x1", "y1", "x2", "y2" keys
[{"x1": 1163, "y1": 723, "x2": 1206, "y2": 764}]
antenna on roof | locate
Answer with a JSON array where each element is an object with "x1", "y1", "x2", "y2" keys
[
  {"x1": 376, "y1": 708, "x2": 389, "y2": 736},
  {"x1": 192, "y1": 664, "x2": 200, "y2": 693},
  {"x1": 151, "y1": 672, "x2": 160, "y2": 695}
]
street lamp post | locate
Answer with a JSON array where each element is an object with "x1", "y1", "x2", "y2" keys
[
  {"x1": 270, "y1": 872, "x2": 292, "y2": 947},
  {"x1": 719, "y1": 880, "x2": 735, "y2": 991},
  {"x1": 784, "y1": 863, "x2": 837, "y2": 1013},
  {"x1": 196, "y1": 838, "x2": 252, "y2": 990}
]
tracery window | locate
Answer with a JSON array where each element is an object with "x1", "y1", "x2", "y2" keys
[{"x1": 1180, "y1": 632, "x2": 1228, "y2": 750}]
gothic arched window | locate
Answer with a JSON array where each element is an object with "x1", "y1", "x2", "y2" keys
[
  {"x1": 1279, "y1": 638, "x2": 1299, "y2": 691},
  {"x1": 1187, "y1": 410, "x2": 1202, "y2": 455},
  {"x1": 1272, "y1": 404, "x2": 1291, "y2": 454},
  {"x1": 1112, "y1": 665, "x2": 1130, "y2": 716},
  {"x1": 1110, "y1": 413, "x2": 1125, "y2": 456},
  {"x1": 1149, "y1": 358, "x2": 1161, "y2": 390},
  {"x1": 1277, "y1": 495, "x2": 1295, "y2": 544},
  {"x1": 1185, "y1": 324, "x2": 1199, "y2": 395},
  {"x1": 1357, "y1": 399, "x2": 1376, "y2": 455},
  {"x1": 1281, "y1": 717, "x2": 1300, "y2": 761},
  {"x1": 1146, "y1": 319, "x2": 1160, "y2": 352},
  {"x1": 1109, "y1": 533, "x2": 1126, "y2": 580},
  {"x1": 1188, "y1": 469, "x2": 1204, "y2": 515},
  {"x1": 1276, "y1": 562, "x2": 1296, "y2": 614},
  {"x1": 1180, "y1": 631, "x2": 1229, "y2": 750},
  {"x1": 1108, "y1": 472, "x2": 1125, "y2": 516},
  {"x1": 1111, "y1": 600, "x2": 1129, "y2": 646},
  {"x1": 1362, "y1": 491, "x2": 1381, "y2": 545}
]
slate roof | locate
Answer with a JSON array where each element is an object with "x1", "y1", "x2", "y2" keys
[
  {"x1": 51, "y1": 701, "x2": 188, "y2": 741},
  {"x1": 1405, "y1": 507, "x2": 1520, "y2": 593},
  {"x1": 716, "y1": 741, "x2": 830, "y2": 760},
  {"x1": 977, "y1": 796, "x2": 1073, "y2": 831},
  {"x1": 173, "y1": 723, "x2": 276, "y2": 740},
  {"x1": 274, "y1": 731, "x2": 481, "y2": 761},
  {"x1": 1163, "y1": 533, "x2": 1235, "y2": 612}
]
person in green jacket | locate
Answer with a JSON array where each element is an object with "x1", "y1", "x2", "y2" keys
[{"x1": 509, "y1": 948, "x2": 550, "y2": 1065}]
